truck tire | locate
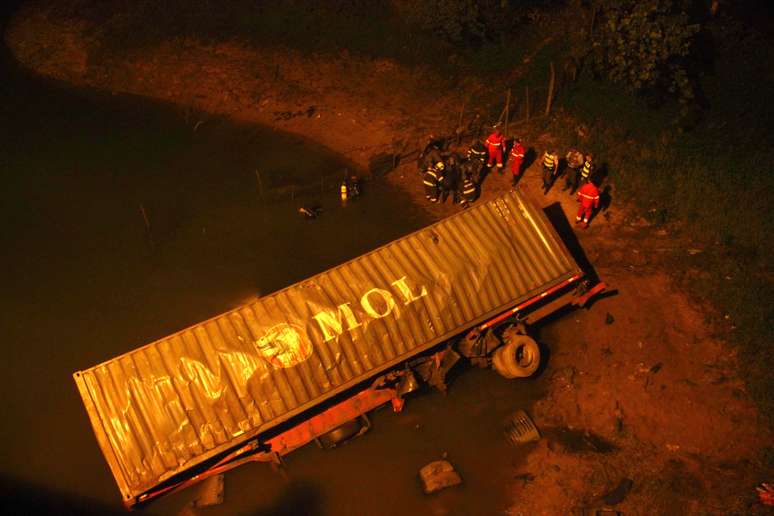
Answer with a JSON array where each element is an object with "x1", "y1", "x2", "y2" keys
[
  {"x1": 492, "y1": 335, "x2": 540, "y2": 378},
  {"x1": 318, "y1": 418, "x2": 363, "y2": 449}
]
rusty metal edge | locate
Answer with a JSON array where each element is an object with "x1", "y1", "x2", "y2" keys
[{"x1": 73, "y1": 371, "x2": 135, "y2": 506}]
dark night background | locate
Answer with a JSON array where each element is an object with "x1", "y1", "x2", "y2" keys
[{"x1": 1, "y1": 1, "x2": 772, "y2": 514}]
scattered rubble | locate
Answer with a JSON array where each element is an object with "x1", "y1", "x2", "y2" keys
[{"x1": 419, "y1": 460, "x2": 463, "y2": 494}]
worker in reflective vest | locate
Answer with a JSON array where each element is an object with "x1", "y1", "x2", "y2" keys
[
  {"x1": 576, "y1": 180, "x2": 600, "y2": 227},
  {"x1": 466, "y1": 142, "x2": 487, "y2": 183},
  {"x1": 564, "y1": 148, "x2": 584, "y2": 194},
  {"x1": 423, "y1": 162, "x2": 444, "y2": 203},
  {"x1": 459, "y1": 172, "x2": 477, "y2": 208},
  {"x1": 581, "y1": 154, "x2": 594, "y2": 183},
  {"x1": 542, "y1": 150, "x2": 559, "y2": 193},
  {"x1": 485, "y1": 129, "x2": 505, "y2": 169},
  {"x1": 508, "y1": 138, "x2": 525, "y2": 185}
]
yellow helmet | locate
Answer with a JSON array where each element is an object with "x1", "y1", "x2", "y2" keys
[{"x1": 435, "y1": 161, "x2": 445, "y2": 170}]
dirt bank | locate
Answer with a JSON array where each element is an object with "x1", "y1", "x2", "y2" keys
[{"x1": 6, "y1": 5, "x2": 771, "y2": 515}]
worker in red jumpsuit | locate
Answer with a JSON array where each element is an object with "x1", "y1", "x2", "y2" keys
[
  {"x1": 508, "y1": 138, "x2": 525, "y2": 185},
  {"x1": 485, "y1": 128, "x2": 505, "y2": 170},
  {"x1": 576, "y1": 180, "x2": 600, "y2": 228}
]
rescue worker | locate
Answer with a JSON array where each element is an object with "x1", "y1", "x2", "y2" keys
[
  {"x1": 564, "y1": 148, "x2": 584, "y2": 194},
  {"x1": 580, "y1": 153, "x2": 594, "y2": 183},
  {"x1": 458, "y1": 171, "x2": 477, "y2": 208},
  {"x1": 441, "y1": 153, "x2": 460, "y2": 203},
  {"x1": 485, "y1": 127, "x2": 505, "y2": 170},
  {"x1": 348, "y1": 175, "x2": 360, "y2": 198},
  {"x1": 418, "y1": 135, "x2": 445, "y2": 172},
  {"x1": 423, "y1": 161, "x2": 444, "y2": 203},
  {"x1": 340, "y1": 175, "x2": 360, "y2": 204},
  {"x1": 508, "y1": 138, "x2": 525, "y2": 186},
  {"x1": 576, "y1": 179, "x2": 600, "y2": 228},
  {"x1": 340, "y1": 179, "x2": 349, "y2": 203},
  {"x1": 466, "y1": 142, "x2": 487, "y2": 183},
  {"x1": 541, "y1": 149, "x2": 559, "y2": 193}
]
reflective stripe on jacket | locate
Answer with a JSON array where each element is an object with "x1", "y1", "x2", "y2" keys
[
  {"x1": 485, "y1": 133, "x2": 504, "y2": 148},
  {"x1": 577, "y1": 183, "x2": 600, "y2": 208},
  {"x1": 581, "y1": 160, "x2": 594, "y2": 178}
]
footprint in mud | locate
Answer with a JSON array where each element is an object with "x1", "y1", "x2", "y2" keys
[{"x1": 542, "y1": 427, "x2": 617, "y2": 454}]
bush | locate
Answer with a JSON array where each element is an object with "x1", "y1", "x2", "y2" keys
[{"x1": 589, "y1": 0, "x2": 700, "y2": 104}]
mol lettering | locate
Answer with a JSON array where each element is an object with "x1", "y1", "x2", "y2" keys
[{"x1": 313, "y1": 276, "x2": 428, "y2": 342}]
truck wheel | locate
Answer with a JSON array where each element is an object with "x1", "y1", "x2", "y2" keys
[
  {"x1": 318, "y1": 418, "x2": 363, "y2": 449},
  {"x1": 492, "y1": 335, "x2": 540, "y2": 378}
]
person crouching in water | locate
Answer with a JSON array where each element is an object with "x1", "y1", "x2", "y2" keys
[{"x1": 339, "y1": 175, "x2": 360, "y2": 205}]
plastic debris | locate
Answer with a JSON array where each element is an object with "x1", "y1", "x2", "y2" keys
[
  {"x1": 419, "y1": 460, "x2": 463, "y2": 494},
  {"x1": 505, "y1": 410, "x2": 540, "y2": 445}
]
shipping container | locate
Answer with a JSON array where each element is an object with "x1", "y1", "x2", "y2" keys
[{"x1": 74, "y1": 190, "x2": 596, "y2": 507}]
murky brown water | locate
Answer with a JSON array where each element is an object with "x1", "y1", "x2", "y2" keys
[{"x1": 0, "y1": 11, "x2": 554, "y2": 515}]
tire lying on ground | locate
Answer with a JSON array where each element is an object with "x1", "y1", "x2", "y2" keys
[{"x1": 492, "y1": 334, "x2": 540, "y2": 379}]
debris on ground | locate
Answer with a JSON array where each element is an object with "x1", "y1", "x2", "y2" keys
[
  {"x1": 298, "y1": 206, "x2": 322, "y2": 219},
  {"x1": 419, "y1": 460, "x2": 463, "y2": 494},
  {"x1": 193, "y1": 474, "x2": 225, "y2": 508},
  {"x1": 573, "y1": 509, "x2": 623, "y2": 516},
  {"x1": 601, "y1": 478, "x2": 633, "y2": 506},
  {"x1": 605, "y1": 313, "x2": 615, "y2": 325},
  {"x1": 505, "y1": 410, "x2": 540, "y2": 445}
]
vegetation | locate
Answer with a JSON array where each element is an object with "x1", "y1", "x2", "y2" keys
[{"x1": 587, "y1": 0, "x2": 699, "y2": 105}]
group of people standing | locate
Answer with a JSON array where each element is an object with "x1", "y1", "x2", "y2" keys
[
  {"x1": 419, "y1": 137, "x2": 482, "y2": 208},
  {"x1": 541, "y1": 147, "x2": 599, "y2": 227},
  {"x1": 418, "y1": 127, "x2": 602, "y2": 227}
]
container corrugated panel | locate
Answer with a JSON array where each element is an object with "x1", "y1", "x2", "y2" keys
[{"x1": 74, "y1": 190, "x2": 581, "y2": 503}]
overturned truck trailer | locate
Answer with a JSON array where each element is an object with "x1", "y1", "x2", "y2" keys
[{"x1": 74, "y1": 190, "x2": 603, "y2": 508}]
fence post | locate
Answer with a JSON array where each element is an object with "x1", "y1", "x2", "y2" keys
[
  {"x1": 456, "y1": 101, "x2": 466, "y2": 145},
  {"x1": 505, "y1": 88, "x2": 511, "y2": 136},
  {"x1": 525, "y1": 86, "x2": 530, "y2": 121},
  {"x1": 139, "y1": 203, "x2": 154, "y2": 250},
  {"x1": 545, "y1": 62, "x2": 556, "y2": 117}
]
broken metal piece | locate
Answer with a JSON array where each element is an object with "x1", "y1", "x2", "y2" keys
[
  {"x1": 419, "y1": 460, "x2": 463, "y2": 494},
  {"x1": 192, "y1": 474, "x2": 224, "y2": 508},
  {"x1": 505, "y1": 410, "x2": 540, "y2": 445}
]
